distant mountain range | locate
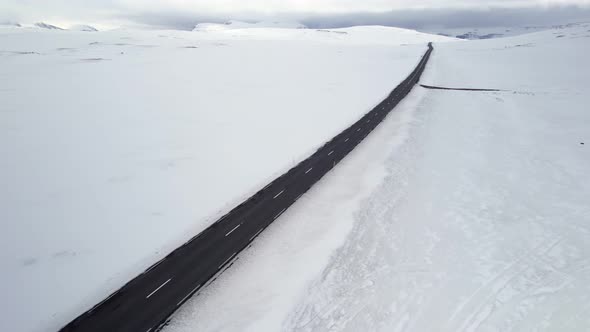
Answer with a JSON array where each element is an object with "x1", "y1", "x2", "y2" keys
[
  {"x1": 0, "y1": 22, "x2": 99, "y2": 31},
  {"x1": 428, "y1": 22, "x2": 589, "y2": 40}
]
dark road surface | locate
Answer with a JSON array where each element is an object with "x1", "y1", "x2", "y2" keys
[{"x1": 60, "y1": 42, "x2": 434, "y2": 332}]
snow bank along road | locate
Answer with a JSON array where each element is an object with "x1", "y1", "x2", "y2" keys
[{"x1": 59, "y1": 43, "x2": 434, "y2": 332}]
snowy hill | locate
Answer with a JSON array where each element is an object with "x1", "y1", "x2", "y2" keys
[
  {"x1": 0, "y1": 21, "x2": 21, "y2": 27},
  {"x1": 193, "y1": 20, "x2": 307, "y2": 31},
  {"x1": 426, "y1": 21, "x2": 589, "y2": 39},
  {"x1": 69, "y1": 24, "x2": 98, "y2": 32},
  {"x1": 191, "y1": 24, "x2": 454, "y2": 46},
  {"x1": 34, "y1": 22, "x2": 64, "y2": 30}
]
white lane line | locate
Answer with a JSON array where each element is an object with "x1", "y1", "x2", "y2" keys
[
  {"x1": 250, "y1": 228, "x2": 263, "y2": 241},
  {"x1": 274, "y1": 208, "x2": 287, "y2": 220},
  {"x1": 177, "y1": 284, "x2": 201, "y2": 306},
  {"x1": 273, "y1": 190, "x2": 285, "y2": 199},
  {"x1": 295, "y1": 193, "x2": 304, "y2": 201},
  {"x1": 225, "y1": 224, "x2": 241, "y2": 237},
  {"x1": 305, "y1": 167, "x2": 313, "y2": 174},
  {"x1": 356, "y1": 128, "x2": 361, "y2": 132},
  {"x1": 328, "y1": 150, "x2": 334, "y2": 156},
  {"x1": 92, "y1": 289, "x2": 120, "y2": 310},
  {"x1": 219, "y1": 252, "x2": 237, "y2": 269},
  {"x1": 367, "y1": 120, "x2": 370, "y2": 123},
  {"x1": 146, "y1": 278, "x2": 172, "y2": 299},
  {"x1": 143, "y1": 256, "x2": 166, "y2": 274},
  {"x1": 102, "y1": 290, "x2": 117, "y2": 303},
  {"x1": 146, "y1": 328, "x2": 152, "y2": 332},
  {"x1": 214, "y1": 214, "x2": 228, "y2": 225},
  {"x1": 344, "y1": 138, "x2": 349, "y2": 142}
]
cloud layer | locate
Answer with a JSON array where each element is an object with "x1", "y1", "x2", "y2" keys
[{"x1": 1, "y1": 0, "x2": 590, "y2": 29}]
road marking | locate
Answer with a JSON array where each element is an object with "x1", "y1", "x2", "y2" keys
[
  {"x1": 305, "y1": 167, "x2": 313, "y2": 174},
  {"x1": 344, "y1": 138, "x2": 349, "y2": 142},
  {"x1": 295, "y1": 193, "x2": 304, "y2": 201},
  {"x1": 250, "y1": 228, "x2": 263, "y2": 241},
  {"x1": 93, "y1": 289, "x2": 120, "y2": 309},
  {"x1": 225, "y1": 224, "x2": 241, "y2": 236},
  {"x1": 273, "y1": 190, "x2": 284, "y2": 199},
  {"x1": 219, "y1": 252, "x2": 237, "y2": 269},
  {"x1": 274, "y1": 208, "x2": 287, "y2": 220},
  {"x1": 177, "y1": 284, "x2": 201, "y2": 306},
  {"x1": 102, "y1": 290, "x2": 117, "y2": 302},
  {"x1": 143, "y1": 256, "x2": 166, "y2": 274},
  {"x1": 357, "y1": 128, "x2": 361, "y2": 132},
  {"x1": 214, "y1": 214, "x2": 228, "y2": 225},
  {"x1": 146, "y1": 329, "x2": 152, "y2": 332},
  {"x1": 328, "y1": 150, "x2": 334, "y2": 156},
  {"x1": 367, "y1": 120, "x2": 370, "y2": 123},
  {"x1": 146, "y1": 278, "x2": 172, "y2": 299}
]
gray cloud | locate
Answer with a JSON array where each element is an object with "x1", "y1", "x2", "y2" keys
[
  {"x1": 119, "y1": 5, "x2": 590, "y2": 31},
  {"x1": 1, "y1": 0, "x2": 590, "y2": 30},
  {"x1": 300, "y1": 5, "x2": 590, "y2": 29}
]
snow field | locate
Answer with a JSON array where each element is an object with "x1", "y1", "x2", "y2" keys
[{"x1": 0, "y1": 25, "x2": 450, "y2": 332}]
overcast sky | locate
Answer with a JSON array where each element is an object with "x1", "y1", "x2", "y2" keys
[{"x1": 1, "y1": 0, "x2": 590, "y2": 29}]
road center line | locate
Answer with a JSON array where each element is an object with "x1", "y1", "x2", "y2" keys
[
  {"x1": 146, "y1": 278, "x2": 172, "y2": 299},
  {"x1": 225, "y1": 224, "x2": 241, "y2": 237},
  {"x1": 273, "y1": 190, "x2": 285, "y2": 199},
  {"x1": 356, "y1": 128, "x2": 361, "y2": 132},
  {"x1": 344, "y1": 138, "x2": 349, "y2": 142},
  {"x1": 219, "y1": 252, "x2": 237, "y2": 269},
  {"x1": 305, "y1": 167, "x2": 313, "y2": 174},
  {"x1": 328, "y1": 150, "x2": 334, "y2": 156}
]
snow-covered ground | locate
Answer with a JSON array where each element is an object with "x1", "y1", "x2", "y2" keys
[
  {"x1": 164, "y1": 23, "x2": 590, "y2": 331},
  {"x1": 422, "y1": 21, "x2": 587, "y2": 39},
  {"x1": 0, "y1": 25, "x2": 451, "y2": 331}
]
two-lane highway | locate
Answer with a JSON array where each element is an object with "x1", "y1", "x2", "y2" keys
[{"x1": 60, "y1": 42, "x2": 434, "y2": 332}]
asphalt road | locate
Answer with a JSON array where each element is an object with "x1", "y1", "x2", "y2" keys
[{"x1": 59, "y1": 42, "x2": 434, "y2": 332}]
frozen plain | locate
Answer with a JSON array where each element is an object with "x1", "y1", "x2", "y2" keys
[
  {"x1": 165, "y1": 23, "x2": 590, "y2": 332},
  {"x1": 0, "y1": 25, "x2": 451, "y2": 331}
]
